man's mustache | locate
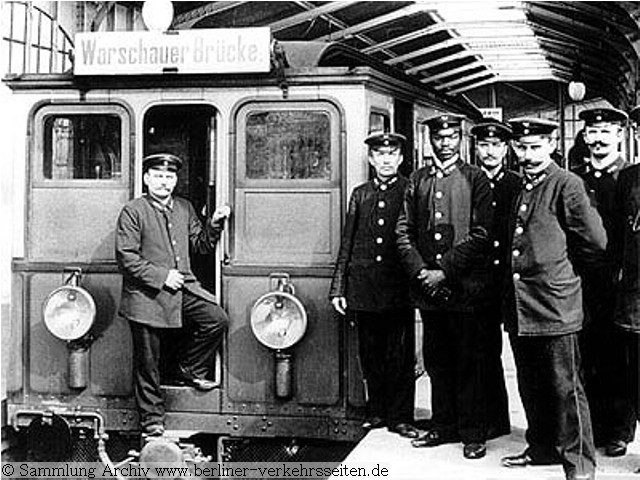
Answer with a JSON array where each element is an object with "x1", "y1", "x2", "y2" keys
[{"x1": 587, "y1": 141, "x2": 609, "y2": 148}]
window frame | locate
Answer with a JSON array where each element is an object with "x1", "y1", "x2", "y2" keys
[
  {"x1": 32, "y1": 103, "x2": 131, "y2": 188},
  {"x1": 235, "y1": 101, "x2": 341, "y2": 189}
]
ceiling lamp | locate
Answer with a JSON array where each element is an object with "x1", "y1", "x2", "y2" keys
[
  {"x1": 142, "y1": 0, "x2": 174, "y2": 32},
  {"x1": 568, "y1": 80, "x2": 586, "y2": 102}
]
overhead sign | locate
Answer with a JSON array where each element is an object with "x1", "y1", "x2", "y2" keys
[
  {"x1": 479, "y1": 107, "x2": 503, "y2": 121},
  {"x1": 74, "y1": 28, "x2": 271, "y2": 75}
]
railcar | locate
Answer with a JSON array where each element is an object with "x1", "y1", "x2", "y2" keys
[{"x1": 3, "y1": 34, "x2": 479, "y2": 465}]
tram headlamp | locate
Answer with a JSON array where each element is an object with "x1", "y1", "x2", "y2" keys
[
  {"x1": 250, "y1": 290, "x2": 307, "y2": 350},
  {"x1": 43, "y1": 285, "x2": 96, "y2": 341}
]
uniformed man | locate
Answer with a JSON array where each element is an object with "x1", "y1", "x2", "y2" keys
[
  {"x1": 612, "y1": 105, "x2": 640, "y2": 458},
  {"x1": 396, "y1": 114, "x2": 494, "y2": 459},
  {"x1": 116, "y1": 153, "x2": 231, "y2": 437},
  {"x1": 470, "y1": 119, "x2": 519, "y2": 440},
  {"x1": 330, "y1": 132, "x2": 419, "y2": 439},
  {"x1": 575, "y1": 107, "x2": 635, "y2": 457},
  {"x1": 500, "y1": 119, "x2": 606, "y2": 480}
]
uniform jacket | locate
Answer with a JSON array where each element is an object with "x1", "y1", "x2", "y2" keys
[
  {"x1": 503, "y1": 162, "x2": 607, "y2": 336},
  {"x1": 614, "y1": 164, "x2": 640, "y2": 332},
  {"x1": 576, "y1": 156, "x2": 630, "y2": 322},
  {"x1": 116, "y1": 195, "x2": 223, "y2": 328},
  {"x1": 487, "y1": 168, "x2": 522, "y2": 303},
  {"x1": 329, "y1": 176, "x2": 410, "y2": 311},
  {"x1": 395, "y1": 160, "x2": 494, "y2": 311},
  {"x1": 576, "y1": 156, "x2": 629, "y2": 271}
]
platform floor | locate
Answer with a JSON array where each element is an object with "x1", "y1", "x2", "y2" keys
[{"x1": 334, "y1": 334, "x2": 640, "y2": 480}]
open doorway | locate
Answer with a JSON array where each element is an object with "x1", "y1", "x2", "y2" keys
[{"x1": 143, "y1": 104, "x2": 219, "y2": 383}]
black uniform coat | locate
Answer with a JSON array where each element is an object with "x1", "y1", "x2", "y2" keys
[
  {"x1": 116, "y1": 195, "x2": 224, "y2": 328},
  {"x1": 615, "y1": 164, "x2": 640, "y2": 333},
  {"x1": 487, "y1": 168, "x2": 522, "y2": 303},
  {"x1": 330, "y1": 176, "x2": 410, "y2": 311},
  {"x1": 503, "y1": 162, "x2": 607, "y2": 336},
  {"x1": 395, "y1": 160, "x2": 494, "y2": 311}
]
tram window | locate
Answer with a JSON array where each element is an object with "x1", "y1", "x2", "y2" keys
[
  {"x1": 369, "y1": 111, "x2": 390, "y2": 134},
  {"x1": 245, "y1": 111, "x2": 331, "y2": 180},
  {"x1": 42, "y1": 115, "x2": 121, "y2": 180}
]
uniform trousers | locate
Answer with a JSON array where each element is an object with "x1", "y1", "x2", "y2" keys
[
  {"x1": 352, "y1": 308, "x2": 415, "y2": 426},
  {"x1": 476, "y1": 305, "x2": 510, "y2": 437},
  {"x1": 130, "y1": 290, "x2": 229, "y2": 428},
  {"x1": 581, "y1": 284, "x2": 637, "y2": 445},
  {"x1": 509, "y1": 332, "x2": 596, "y2": 480},
  {"x1": 421, "y1": 310, "x2": 488, "y2": 443}
]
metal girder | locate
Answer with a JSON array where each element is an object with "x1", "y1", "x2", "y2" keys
[
  {"x1": 433, "y1": 69, "x2": 495, "y2": 90},
  {"x1": 289, "y1": 1, "x2": 401, "y2": 62},
  {"x1": 269, "y1": 1, "x2": 358, "y2": 32},
  {"x1": 404, "y1": 49, "x2": 481, "y2": 75},
  {"x1": 172, "y1": 2, "x2": 244, "y2": 29},
  {"x1": 386, "y1": 34, "x2": 538, "y2": 66},
  {"x1": 361, "y1": 19, "x2": 526, "y2": 54},
  {"x1": 531, "y1": 22, "x2": 634, "y2": 79},
  {"x1": 551, "y1": 1, "x2": 638, "y2": 36},
  {"x1": 526, "y1": 2, "x2": 633, "y2": 55},
  {"x1": 313, "y1": 3, "x2": 428, "y2": 41},
  {"x1": 419, "y1": 62, "x2": 482, "y2": 84},
  {"x1": 448, "y1": 76, "x2": 499, "y2": 95}
]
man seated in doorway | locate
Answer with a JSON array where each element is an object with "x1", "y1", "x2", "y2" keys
[
  {"x1": 330, "y1": 131, "x2": 419, "y2": 439},
  {"x1": 116, "y1": 153, "x2": 231, "y2": 437}
]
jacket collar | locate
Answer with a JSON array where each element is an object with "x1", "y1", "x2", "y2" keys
[
  {"x1": 483, "y1": 166, "x2": 506, "y2": 183},
  {"x1": 583, "y1": 156, "x2": 626, "y2": 176},
  {"x1": 145, "y1": 193, "x2": 174, "y2": 211},
  {"x1": 522, "y1": 162, "x2": 558, "y2": 191},
  {"x1": 373, "y1": 175, "x2": 399, "y2": 191},
  {"x1": 429, "y1": 158, "x2": 463, "y2": 177}
]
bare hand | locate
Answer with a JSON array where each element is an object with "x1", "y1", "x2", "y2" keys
[
  {"x1": 419, "y1": 269, "x2": 446, "y2": 290},
  {"x1": 164, "y1": 269, "x2": 185, "y2": 290},
  {"x1": 331, "y1": 297, "x2": 347, "y2": 315},
  {"x1": 212, "y1": 204, "x2": 232, "y2": 223}
]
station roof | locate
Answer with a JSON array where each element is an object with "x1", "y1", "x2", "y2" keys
[{"x1": 159, "y1": 1, "x2": 639, "y2": 110}]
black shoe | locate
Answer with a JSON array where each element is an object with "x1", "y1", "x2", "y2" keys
[
  {"x1": 175, "y1": 375, "x2": 217, "y2": 391},
  {"x1": 411, "y1": 429, "x2": 459, "y2": 448},
  {"x1": 501, "y1": 452, "x2": 533, "y2": 468},
  {"x1": 501, "y1": 451, "x2": 561, "y2": 467},
  {"x1": 463, "y1": 442, "x2": 486, "y2": 459},
  {"x1": 362, "y1": 416, "x2": 385, "y2": 430},
  {"x1": 388, "y1": 423, "x2": 420, "y2": 439},
  {"x1": 142, "y1": 423, "x2": 165, "y2": 437},
  {"x1": 604, "y1": 440, "x2": 627, "y2": 457}
]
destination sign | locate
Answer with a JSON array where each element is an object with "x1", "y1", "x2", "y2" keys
[{"x1": 74, "y1": 28, "x2": 271, "y2": 75}]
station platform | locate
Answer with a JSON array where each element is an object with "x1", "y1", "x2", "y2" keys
[{"x1": 333, "y1": 334, "x2": 640, "y2": 480}]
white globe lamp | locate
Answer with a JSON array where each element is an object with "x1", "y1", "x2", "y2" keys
[
  {"x1": 142, "y1": 0, "x2": 174, "y2": 32},
  {"x1": 568, "y1": 81, "x2": 586, "y2": 102}
]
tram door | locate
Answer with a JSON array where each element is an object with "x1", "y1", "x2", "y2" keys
[
  {"x1": 143, "y1": 104, "x2": 217, "y2": 379},
  {"x1": 224, "y1": 101, "x2": 343, "y2": 407}
]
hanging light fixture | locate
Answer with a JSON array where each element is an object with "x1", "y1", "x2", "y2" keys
[
  {"x1": 142, "y1": 0, "x2": 174, "y2": 32},
  {"x1": 568, "y1": 80, "x2": 586, "y2": 102},
  {"x1": 567, "y1": 61, "x2": 586, "y2": 102}
]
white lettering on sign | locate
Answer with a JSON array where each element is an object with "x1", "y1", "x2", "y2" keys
[
  {"x1": 479, "y1": 108, "x2": 503, "y2": 122},
  {"x1": 74, "y1": 28, "x2": 271, "y2": 75}
]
